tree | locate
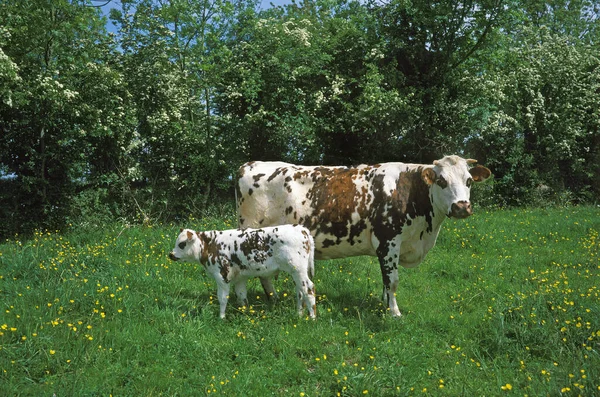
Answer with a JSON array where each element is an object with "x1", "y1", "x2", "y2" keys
[
  {"x1": 469, "y1": 28, "x2": 600, "y2": 204},
  {"x1": 110, "y1": 0, "x2": 259, "y2": 218},
  {"x1": 0, "y1": 0, "x2": 131, "y2": 235},
  {"x1": 468, "y1": 0, "x2": 600, "y2": 204},
  {"x1": 371, "y1": 0, "x2": 505, "y2": 163}
]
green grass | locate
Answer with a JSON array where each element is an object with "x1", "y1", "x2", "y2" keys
[{"x1": 1, "y1": 207, "x2": 599, "y2": 396}]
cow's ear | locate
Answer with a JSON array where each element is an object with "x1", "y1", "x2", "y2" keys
[
  {"x1": 186, "y1": 230, "x2": 194, "y2": 241},
  {"x1": 422, "y1": 168, "x2": 436, "y2": 186},
  {"x1": 469, "y1": 165, "x2": 491, "y2": 182}
]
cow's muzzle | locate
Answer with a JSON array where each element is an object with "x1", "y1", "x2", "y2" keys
[
  {"x1": 449, "y1": 201, "x2": 472, "y2": 219},
  {"x1": 168, "y1": 252, "x2": 179, "y2": 261}
]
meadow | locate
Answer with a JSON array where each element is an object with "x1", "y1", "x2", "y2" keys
[{"x1": 0, "y1": 206, "x2": 598, "y2": 396}]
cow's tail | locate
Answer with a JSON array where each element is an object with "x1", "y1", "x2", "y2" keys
[
  {"x1": 234, "y1": 175, "x2": 238, "y2": 206},
  {"x1": 308, "y1": 234, "x2": 315, "y2": 279},
  {"x1": 234, "y1": 171, "x2": 240, "y2": 228}
]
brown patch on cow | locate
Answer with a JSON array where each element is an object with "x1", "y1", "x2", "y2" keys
[
  {"x1": 239, "y1": 230, "x2": 273, "y2": 263},
  {"x1": 267, "y1": 167, "x2": 285, "y2": 182},
  {"x1": 198, "y1": 232, "x2": 220, "y2": 266},
  {"x1": 371, "y1": 168, "x2": 434, "y2": 265},
  {"x1": 302, "y1": 167, "x2": 371, "y2": 244},
  {"x1": 235, "y1": 166, "x2": 246, "y2": 209},
  {"x1": 230, "y1": 252, "x2": 244, "y2": 268},
  {"x1": 322, "y1": 238, "x2": 336, "y2": 248},
  {"x1": 302, "y1": 230, "x2": 312, "y2": 254},
  {"x1": 252, "y1": 173, "x2": 265, "y2": 188},
  {"x1": 219, "y1": 258, "x2": 231, "y2": 282}
]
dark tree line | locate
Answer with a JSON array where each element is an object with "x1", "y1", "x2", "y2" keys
[{"x1": 1, "y1": 0, "x2": 599, "y2": 237}]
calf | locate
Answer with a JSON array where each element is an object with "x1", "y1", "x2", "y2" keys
[{"x1": 168, "y1": 224, "x2": 316, "y2": 319}]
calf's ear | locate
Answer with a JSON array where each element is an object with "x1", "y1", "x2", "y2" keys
[
  {"x1": 469, "y1": 165, "x2": 491, "y2": 182},
  {"x1": 186, "y1": 230, "x2": 194, "y2": 241},
  {"x1": 422, "y1": 168, "x2": 436, "y2": 186}
]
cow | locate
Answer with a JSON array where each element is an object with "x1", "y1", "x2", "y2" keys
[
  {"x1": 236, "y1": 155, "x2": 491, "y2": 317},
  {"x1": 168, "y1": 225, "x2": 316, "y2": 319}
]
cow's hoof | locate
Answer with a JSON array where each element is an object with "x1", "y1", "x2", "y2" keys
[{"x1": 389, "y1": 310, "x2": 402, "y2": 318}]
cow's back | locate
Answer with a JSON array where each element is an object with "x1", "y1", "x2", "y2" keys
[
  {"x1": 237, "y1": 161, "x2": 305, "y2": 228},
  {"x1": 237, "y1": 161, "x2": 379, "y2": 259}
]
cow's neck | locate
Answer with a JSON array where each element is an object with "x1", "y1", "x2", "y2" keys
[{"x1": 429, "y1": 197, "x2": 449, "y2": 234}]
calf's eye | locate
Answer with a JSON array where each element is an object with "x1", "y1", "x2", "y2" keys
[
  {"x1": 466, "y1": 178, "x2": 473, "y2": 188},
  {"x1": 436, "y1": 177, "x2": 448, "y2": 189},
  {"x1": 178, "y1": 242, "x2": 186, "y2": 250}
]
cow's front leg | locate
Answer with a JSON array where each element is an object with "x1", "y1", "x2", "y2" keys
[
  {"x1": 259, "y1": 276, "x2": 278, "y2": 301},
  {"x1": 376, "y1": 238, "x2": 402, "y2": 317}
]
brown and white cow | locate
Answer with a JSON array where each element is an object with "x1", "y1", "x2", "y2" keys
[
  {"x1": 169, "y1": 225, "x2": 316, "y2": 319},
  {"x1": 236, "y1": 155, "x2": 491, "y2": 317}
]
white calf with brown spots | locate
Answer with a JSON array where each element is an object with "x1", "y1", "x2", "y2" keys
[{"x1": 169, "y1": 224, "x2": 316, "y2": 319}]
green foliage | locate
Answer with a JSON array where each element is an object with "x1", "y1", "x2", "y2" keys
[
  {"x1": 468, "y1": 25, "x2": 600, "y2": 205},
  {"x1": 1, "y1": 0, "x2": 599, "y2": 236},
  {"x1": 0, "y1": 28, "x2": 20, "y2": 107},
  {"x1": 0, "y1": 0, "x2": 133, "y2": 236},
  {"x1": 1, "y1": 207, "x2": 599, "y2": 395},
  {"x1": 109, "y1": 0, "x2": 258, "y2": 220}
]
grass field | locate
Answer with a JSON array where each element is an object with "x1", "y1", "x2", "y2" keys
[{"x1": 1, "y1": 206, "x2": 599, "y2": 396}]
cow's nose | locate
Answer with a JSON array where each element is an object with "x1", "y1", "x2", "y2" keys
[
  {"x1": 450, "y1": 201, "x2": 472, "y2": 219},
  {"x1": 169, "y1": 252, "x2": 179, "y2": 261}
]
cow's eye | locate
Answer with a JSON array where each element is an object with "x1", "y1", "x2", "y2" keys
[
  {"x1": 178, "y1": 242, "x2": 186, "y2": 250},
  {"x1": 436, "y1": 176, "x2": 448, "y2": 189},
  {"x1": 466, "y1": 178, "x2": 473, "y2": 188}
]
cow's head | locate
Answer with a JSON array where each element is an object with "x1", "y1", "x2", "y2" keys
[
  {"x1": 422, "y1": 155, "x2": 491, "y2": 219},
  {"x1": 169, "y1": 228, "x2": 201, "y2": 262}
]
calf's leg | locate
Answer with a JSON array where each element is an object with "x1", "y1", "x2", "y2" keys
[
  {"x1": 234, "y1": 280, "x2": 249, "y2": 307},
  {"x1": 259, "y1": 276, "x2": 278, "y2": 301},
  {"x1": 291, "y1": 272, "x2": 316, "y2": 319},
  {"x1": 216, "y1": 283, "x2": 231, "y2": 319}
]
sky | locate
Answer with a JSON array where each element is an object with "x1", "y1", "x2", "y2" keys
[{"x1": 95, "y1": 0, "x2": 293, "y2": 33}]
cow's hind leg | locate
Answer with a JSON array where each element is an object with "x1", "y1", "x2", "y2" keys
[{"x1": 377, "y1": 240, "x2": 402, "y2": 317}]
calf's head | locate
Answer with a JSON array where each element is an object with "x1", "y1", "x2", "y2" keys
[
  {"x1": 169, "y1": 229, "x2": 201, "y2": 262},
  {"x1": 422, "y1": 155, "x2": 491, "y2": 219}
]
